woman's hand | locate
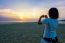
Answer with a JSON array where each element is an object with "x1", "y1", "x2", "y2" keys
[
  {"x1": 38, "y1": 15, "x2": 45, "y2": 25},
  {"x1": 45, "y1": 15, "x2": 48, "y2": 18}
]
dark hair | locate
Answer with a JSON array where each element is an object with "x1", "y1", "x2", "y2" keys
[{"x1": 49, "y1": 7, "x2": 59, "y2": 19}]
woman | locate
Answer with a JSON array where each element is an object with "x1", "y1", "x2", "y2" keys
[{"x1": 38, "y1": 8, "x2": 59, "y2": 43}]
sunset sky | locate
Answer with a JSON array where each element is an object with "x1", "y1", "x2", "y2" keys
[{"x1": 0, "y1": 0, "x2": 65, "y2": 22}]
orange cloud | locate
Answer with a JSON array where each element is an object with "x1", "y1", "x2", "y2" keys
[{"x1": 0, "y1": 9, "x2": 22, "y2": 21}]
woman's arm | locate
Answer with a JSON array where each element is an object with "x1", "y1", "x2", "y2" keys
[
  {"x1": 38, "y1": 15, "x2": 45, "y2": 25},
  {"x1": 38, "y1": 15, "x2": 48, "y2": 25}
]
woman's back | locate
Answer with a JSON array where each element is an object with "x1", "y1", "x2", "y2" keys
[
  {"x1": 48, "y1": 18, "x2": 58, "y2": 31},
  {"x1": 42, "y1": 18, "x2": 58, "y2": 38}
]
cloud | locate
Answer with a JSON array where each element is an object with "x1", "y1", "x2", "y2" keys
[
  {"x1": 0, "y1": 9, "x2": 22, "y2": 21},
  {"x1": 0, "y1": 0, "x2": 65, "y2": 22}
]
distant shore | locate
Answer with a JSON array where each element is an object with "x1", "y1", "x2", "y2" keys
[{"x1": 0, "y1": 21, "x2": 65, "y2": 24}]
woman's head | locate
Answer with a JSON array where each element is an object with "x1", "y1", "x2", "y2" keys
[{"x1": 49, "y1": 7, "x2": 59, "y2": 19}]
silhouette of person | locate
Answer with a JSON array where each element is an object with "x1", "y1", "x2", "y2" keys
[{"x1": 38, "y1": 7, "x2": 59, "y2": 43}]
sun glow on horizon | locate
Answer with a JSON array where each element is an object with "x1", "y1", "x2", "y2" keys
[
  {"x1": 0, "y1": 8, "x2": 48, "y2": 22},
  {"x1": 12, "y1": 8, "x2": 48, "y2": 21}
]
